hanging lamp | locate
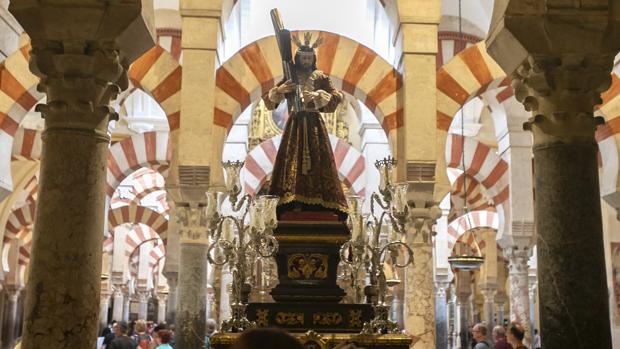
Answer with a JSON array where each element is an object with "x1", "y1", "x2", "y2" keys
[{"x1": 447, "y1": 0, "x2": 484, "y2": 271}]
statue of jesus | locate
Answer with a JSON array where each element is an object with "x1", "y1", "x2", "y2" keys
[{"x1": 263, "y1": 33, "x2": 348, "y2": 218}]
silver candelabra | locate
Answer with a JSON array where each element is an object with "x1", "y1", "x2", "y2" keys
[
  {"x1": 206, "y1": 160, "x2": 279, "y2": 333},
  {"x1": 340, "y1": 157, "x2": 414, "y2": 334}
]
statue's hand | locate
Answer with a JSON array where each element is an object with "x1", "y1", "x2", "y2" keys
[{"x1": 276, "y1": 80, "x2": 296, "y2": 94}]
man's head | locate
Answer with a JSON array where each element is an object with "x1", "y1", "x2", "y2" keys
[
  {"x1": 116, "y1": 321, "x2": 129, "y2": 336},
  {"x1": 293, "y1": 32, "x2": 320, "y2": 72},
  {"x1": 508, "y1": 322, "x2": 525, "y2": 342},
  {"x1": 492, "y1": 325, "x2": 506, "y2": 341},
  {"x1": 472, "y1": 323, "x2": 488, "y2": 342},
  {"x1": 206, "y1": 318, "x2": 217, "y2": 336}
]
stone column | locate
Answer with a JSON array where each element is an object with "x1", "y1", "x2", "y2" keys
[
  {"x1": 7, "y1": 2, "x2": 153, "y2": 348},
  {"x1": 404, "y1": 206, "x2": 441, "y2": 349},
  {"x1": 486, "y1": 3, "x2": 620, "y2": 348},
  {"x1": 506, "y1": 247, "x2": 531, "y2": 344},
  {"x1": 480, "y1": 288, "x2": 497, "y2": 330},
  {"x1": 175, "y1": 204, "x2": 209, "y2": 349},
  {"x1": 99, "y1": 291, "x2": 112, "y2": 332},
  {"x1": 122, "y1": 296, "x2": 131, "y2": 322},
  {"x1": 136, "y1": 290, "x2": 150, "y2": 320},
  {"x1": 164, "y1": 272, "x2": 178, "y2": 324},
  {"x1": 2, "y1": 287, "x2": 21, "y2": 349},
  {"x1": 447, "y1": 285, "x2": 457, "y2": 349},
  {"x1": 435, "y1": 281, "x2": 449, "y2": 349},
  {"x1": 112, "y1": 287, "x2": 124, "y2": 322},
  {"x1": 528, "y1": 282, "x2": 538, "y2": 338},
  {"x1": 157, "y1": 294, "x2": 168, "y2": 324},
  {"x1": 455, "y1": 295, "x2": 470, "y2": 349}
]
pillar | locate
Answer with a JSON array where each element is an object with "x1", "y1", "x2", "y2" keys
[
  {"x1": 495, "y1": 295, "x2": 505, "y2": 327},
  {"x1": 435, "y1": 281, "x2": 449, "y2": 349},
  {"x1": 136, "y1": 290, "x2": 150, "y2": 321},
  {"x1": 123, "y1": 296, "x2": 131, "y2": 322},
  {"x1": 480, "y1": 288, "x2": 497, "y2": 330},
  {"x1": 99, "y1": 291, "x2": 112, "y2": 333},
  {"x1": 455, "y1": 270, "x2": 471, "y2": 349},
  {"x1": 112, "y1": 287, "x2": 124, "y2": 322},
  {"x1": 7, "y1": 1, "x2": 153, "y2": 348},
  {"x1": 447, "y1": 285, "x2": 457, "y2": 349},
  {"x1": 157, "y1": 294, "x2": 168, "y2": 324},
  {"x1": 164, "y1": 272, "x2": 178, "y2": 324},
  {"x1": 528, "y1": 282, "x2": 537, "y2": 337},
  {"x1": 2, "y1": 287, "x2": 20, "y2": 349},
  {"x1": 175, "y1": 204, "x2": 209, "y2": 349},
  {"x1": 486, "y1": 2, "x2": 620, "y2": 348},
  {"x1": 404, "y1": 206, "x2": 441, "y2": 348},
  {"x1": 506, "y1": 247, "x2": 531, "y2": 344}
]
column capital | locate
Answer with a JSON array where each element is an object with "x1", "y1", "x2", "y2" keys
[
  {"x1": 480, "y1": 288, "x2": 498, "y2": 303},
  {"x1": 434, "y1": 281, "x2": 450, "y2": 298},
  {"x1": 135, "y1": 289, "x2": 151, "y2": 303},
  {"x1": 5, "y1": 285, "x2": 22, "y2": 301},
  {"x1": 407, "y1": 205, "x2": 442, "y2": 244},
  {"x1": 516, "y1": 54, "x2": 613, "y2": 145},
  {"x1": 177, "y1": 202, "x2": 209, "y2": 244},
  {"x1": 9, "y1": 0, "x2": 155, "y2": 136}
]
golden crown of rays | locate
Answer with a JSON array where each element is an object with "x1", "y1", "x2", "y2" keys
[{"x1": 293, "y1": 32, "x2": 324, "y2": 49}]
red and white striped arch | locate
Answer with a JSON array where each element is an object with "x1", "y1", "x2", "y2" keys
[
  {"x1": 0, "y1": 39, "x2": 181, "y2": 199},
  {"x1": 128, "y1": 168, "x2": 167, "y2": 208},
  {"x1": 449, "y1": 174, "x2": 495, "y2": 222},
  {"x1": 241, "y1": 134, "x2": 366, "y2": 197},
  {"x1": 106, "y1": 131, "x2": 171, "y2": 198},
  {"x1": 214, "y1": 31, "x2": 402, "y2": 133},
  {"x1": 446, "y1": 210, "x2": 499, "y2": 250},
  {"x1": 4, "y1": 201, "x2": 35, "y2": 243},
  {"x1": 103, "y1": 236, "x2": 114, "y2": 256},
  {"x1": 12, "y1": 127, "x2": 42, "y2": 161},
  {"x1": 129, "y1": 242, "x2": 166, "y2": 279},
  {"x1": 445, "y1": 134, "x2": 509, "y2": 204},
  {"x1": 156, "y1": 27, "x2": 182, "y2": 63},
  {"x1": 108, "y1": 205, "x2": 168, "y2": 243},
  {"x1": 124, "y1": 224, "x2": 163, "y2": 257},
  {"x1": 437, "y1": 32, "x2": 482, "y2": 70}
]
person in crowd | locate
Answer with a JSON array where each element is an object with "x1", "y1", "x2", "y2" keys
[
  {"x1": 533, "y1": 329, "x2": 541, "y2": 349},
  {"x1": 492, "y1": 325, "x2": 512, "y2": 349},
  {"x1": 205, "y1": 319, "x2": 217, "y2": 349},
  {"x1": 149, "y1": 323, "x2": 168, "y2": 349},
  {"x1": 472, "y1": 323, "x2": 494, "y2": 349},
  {"x1": 101, "y1": 322, "x2": 119, "y2": 349},
  {"x1": 156, "y1": 330, "x2": 174, "y2": 349},
  {"x1": 109, "y1": 321, "x2": 139, "y2": 349},
  {"x1": 507, "y1": 322, "x2": 527, "y2": 349},
  {"x1": 132, "y1": 320, "x2": 152, "y2": 349},
  {"x1": 102, "y1": 320, "x2": 117, "y2": 337},
  {"x1": 230, "y1": 328, "x2": 304, "y2": 349}
]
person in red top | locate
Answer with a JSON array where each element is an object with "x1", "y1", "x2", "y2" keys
[{"x1": 493, "y1": 325, "x2": 513, "y2": 349}]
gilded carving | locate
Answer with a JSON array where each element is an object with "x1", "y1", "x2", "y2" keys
[
  {"x1": 287, "y1": 253, "x2": 328, "y2": 280},
  {"x1": 275, "y1": 312, "x2": 304, "y2": 326},
  {"x1": 256, "y1": 309, "x2": 269, "y2": 327},
  {"x1": 349, "y1": 309, "x2": 363, "y2": 328},
  {"x1": 312, "y1": 312, "x2": 343, "y2": 326}
]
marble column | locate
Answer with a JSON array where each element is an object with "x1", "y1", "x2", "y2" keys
[
  {"x1": 112, "y1": 287, "x2": 124, "y2": 322},
  {"x1": 447, "y1": 285, "x2": 457, "y2": 349},
  {"x1": 506, "y1": 247, "x2": 531, "y2": 344},
  {"x1": 157, "y1": 294, "x2": 168, "y2": 324},
  {"x1": 404, "y1": 206, "x2": 441, "y2": 349},
  {"x1": 481, "y1": 288, "x2": 497, "y2": 330},
  {"x1": 495, "y1": 300, "x2": 505, "y2": 327},
  {"x1": 2, "y1": 287, "x2": 20, "y2": 349},
  {"x1": 99, "y1": 291, "x2": 112, "y2": 332},
  {"x1": 7, "y1": 2, "x2": 153, "y2": 348},
  {"x1": 455, "y1": 296, "x2": 470, "y2": 349},
  {"x1": 175, "y1": 204, "x2": 209, "y2": 349},
  {"x1": 528, "y1": 282, "x2": 538, "y2": 338},
  {"x1": 136, "y1": 290, "x2": 150, "y2": 320},
  {"x1": 435, "y1": 282, "x2": 449, "y2": 349},
  {"x1": 122, "y1": 296, "x2": 131, "y2": 322},
  {"x1": 164, "y1": 272, "x2": 178, "y2": 324},
  {"x1": 486, "y1": 4, "x2": 620, "y2": 348}
]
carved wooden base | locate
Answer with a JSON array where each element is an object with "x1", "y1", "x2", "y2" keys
[{"x1": 210, "y1": 331, "x2": 412, "y2": 349}]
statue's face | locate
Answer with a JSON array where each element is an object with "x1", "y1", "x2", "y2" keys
[{"x1": 297, "y1": 54, "x2": 314, "y2": 70}]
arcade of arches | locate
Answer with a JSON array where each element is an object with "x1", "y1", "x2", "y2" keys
[{"x1": 0, "y1": 0, "x2": 618, "y2": 348}]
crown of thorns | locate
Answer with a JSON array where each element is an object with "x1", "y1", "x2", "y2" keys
[{"x1": 292, "y1": 32, "x2": 324, "y2": 50}]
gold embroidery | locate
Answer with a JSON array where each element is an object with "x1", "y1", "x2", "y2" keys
[
  {"x1": 313, "y1": 312, "x2": 343, "y2": 326},
  {"x1": 287, "y1": 253, "x2": 329, "y2": 279},
  {"x1": 349, "y1": 310, "x2": 363, "y2": 328},
  {"x1": 256, "y1": 309, "x2": 269, "y2": 327},
  {"x1": 275, "y1": 312, "x2": 304, "y2": 326}
]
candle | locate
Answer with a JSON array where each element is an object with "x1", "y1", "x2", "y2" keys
[
  {"x1": 206, "y1": 191, "x2": 219, "y2": 218},
  {"x1": 391, "y1": 182, "x2": 409, "y2": 214},
  {"x1": 350, "y1": 215, "x2": 361, "y2": 241},
  {"x1": 222, "y1": 220, "x2": 234, "y2": 242}
]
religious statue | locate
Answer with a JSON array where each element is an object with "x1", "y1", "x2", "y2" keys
[{"x1": 266, "y1": 10, "x2": 348, "y2": 218}]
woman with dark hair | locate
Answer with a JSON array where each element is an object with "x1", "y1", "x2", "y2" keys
[
  {"x1": 155, "y1": 330, "x2": 173, "y2": 349},
  {"x1": 231, "y1": 328, "x2": 303, "y2": 349},
  {"x1": 507, "y1": 322, "x2": 528, "y2": 349}
]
